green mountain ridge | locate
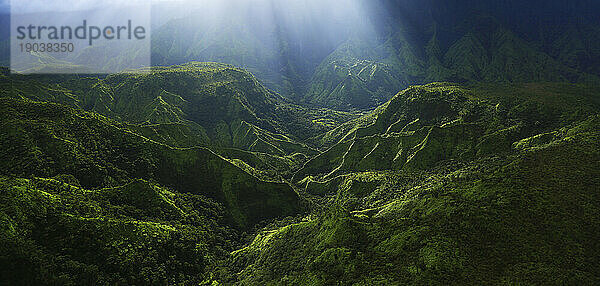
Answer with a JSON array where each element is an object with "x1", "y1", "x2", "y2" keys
[
  {"x1": 147, "y1": 7, "x2": 600, "y2": 112},
  {"x1": 230, "y1": 114, "x2": 600, "y2": 284},
  {"x1": 1, "y1": 63, "x2": 359, "y2": 180},
  {"x1": 0, "y1": 96, "x2": 300, "y2": 229},
  {"x1": 305, "y1": 16, "x2": 600, "y2": 111},
  {"x1": 2, "y1": 1, "x2": 600, "y2": 284},
  {"x1": 226, "y1": 83, "x2": 600, "y2": 284},
  {"x1": 1, "y1": 61, "x2": 599, "y2": 284},
  {"x1": 295, "y1": 81, "x2": 600, "y2": 182}
]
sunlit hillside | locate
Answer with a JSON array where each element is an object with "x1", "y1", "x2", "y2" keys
[{"x1": 1, "y1": 0, "x2": 599, "y2": 285}]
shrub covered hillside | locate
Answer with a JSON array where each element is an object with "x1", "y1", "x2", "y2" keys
[
  {"x1": 0, "y1": 177, "x2": 235, "y2": 285},
  {"x1": 225, "y1": 83, "x2": 600, "y2": 284},
  {"x1": 1, "y1": 64, "x2": 599, "y2": 285},
  {"x1": 149, "y1": 1, "x2": 600, "y2": 111},
  {"x1": 0, "y1": 86, "x2": 303, "y2": 283},
  {"x1": 0, "y1": 64, "x2": 355, "y2": 180}
]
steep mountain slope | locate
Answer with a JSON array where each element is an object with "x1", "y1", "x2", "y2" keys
[
  {"x1": 305, "y1": 35, "x2": 420, "y2": 110},
  {"x1": 146, "y1": 0, "x2": 600, "y2": 111},
  {"x1": 1, "y1": 64, "x2": 357, "y2": 178},
  {"x1": 1, "y1": 63, "x2": 599, "y2": 284},
  {"x1": 296, "y1": 82, "x2": 600, "y2": 182},
  {"x1": 443, "y1": 17, "x2": 585, "y2": 83},
  {"x1": 152, "y1": 16, "x2": 281, "y2": 87},
  {"x1": 228, "y1": 116, "x2": 600, "y2": 284},
  {"x1": 542, "y1": 23, "x2": 600, "y2": 77},
  {"x1": 150, "y1": 1, "x2": 355, "y2": 98},
  {"x1": 2, "y1": 1, "x2": 600, "y2": 284},
  {"x1": 305, "y1": 15, "x2": 597, "y2": 111},
  {"x1": 224, "y1": 83, "x2": 600, "y2": 284},
  {"x1": 3, "y1": 0, "x2": 599, "y2": 110},
  {"x1": 0, "y1": 97, "x2": 301, "y2": 229}
]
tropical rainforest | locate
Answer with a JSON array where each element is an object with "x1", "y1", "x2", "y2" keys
[{"x1": 1, "y1": 0, "x2": 599, "y2": 285}]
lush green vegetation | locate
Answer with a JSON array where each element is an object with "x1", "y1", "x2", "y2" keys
[
  {"x1": 0, "y1": 96, "x2": 302, "y2": 229},
  {"x1": 149, "y1": 3, "x2": 600, "y2": 111},
  {"x1": 2, "y1": 0, "x2": 600, "y2": 284},
  {"x1": 225, "y1": 83, "x2": 600, "y2": 284},
  {"x1": 303, "y1": 16, "x2": 600, "y2": 111},
  {"x1": 0, "y1": 177, "x2": 236, "y2": 285},
  {"x1": 228, "y1": 117, "x2": 600, "y2": 284},
  {"x1": 1, "y1": 62, "x2": 599, "y2": 284}
]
